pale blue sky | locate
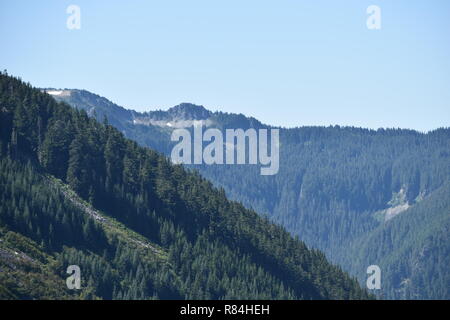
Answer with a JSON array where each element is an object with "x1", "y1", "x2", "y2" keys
[{"x1": 1, "y1": 0, "x2": 449, "y2": 131}]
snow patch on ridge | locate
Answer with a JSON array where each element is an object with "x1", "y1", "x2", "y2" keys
[
  {"x1": 132, "y1": 118, "x2": 215, "y2": 128},
  {"x1": 45, "y1": 89, "x2": 72, "y2": 97}
]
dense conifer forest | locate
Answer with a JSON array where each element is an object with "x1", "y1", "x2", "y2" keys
[
  {"x1": 51, "y1": 88, "x2": 450, "y2": 299},
  {"x1": 0, "y1": 72, "x2": 371, "y2": 300}
]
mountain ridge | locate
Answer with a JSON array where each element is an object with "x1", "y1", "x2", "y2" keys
[
  {"x1": 44, "y1": 88, "x2": 448, "y2": 134},
  {"x1": 46, "y1": 86, "x2": 450, "y2": 299},
  {"x1": 1, "y1": 71, "x2": 371, "y2": 300}
]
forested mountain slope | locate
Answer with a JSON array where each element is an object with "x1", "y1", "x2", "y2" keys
[
  {"x1": 345, "y1": 182, "x2": 450, "y2": 299},
  {"x1": 49, "y1": 88, "x2": 450, "y2": 299},
  {"x1": 0, "y1": 72, "x2": 370, "y2": 300}
]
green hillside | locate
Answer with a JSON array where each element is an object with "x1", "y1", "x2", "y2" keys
[
  {"x1": 49, "y1": 88, "x2": 450, "y2": 299},
  {"x1": 0, "y1": 72, "x2": 370, "y2": 300}
]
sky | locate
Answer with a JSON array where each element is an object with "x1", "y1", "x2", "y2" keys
[{"x1": 1, "y1": 0, "x2": 449, "y2": 131}]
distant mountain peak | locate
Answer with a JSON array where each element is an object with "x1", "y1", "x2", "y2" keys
[
  {"x1": 156, "y1": 103, "x2": 212, "y2": 121},
  {"x1": 130, "y1": 103, "x2": 214, "y2": 128},
  {"x1": 44, "y1": 87, "x2": 265, "y2": 130}
]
